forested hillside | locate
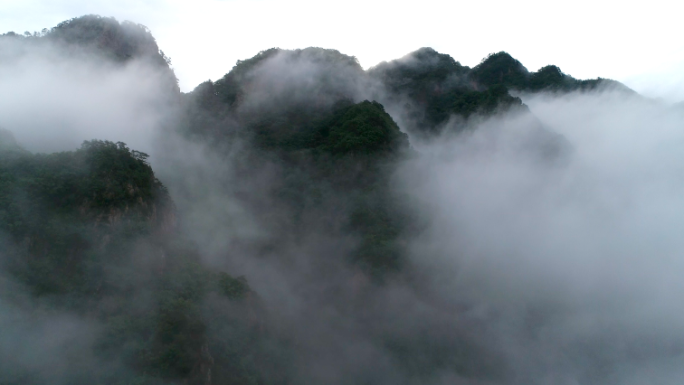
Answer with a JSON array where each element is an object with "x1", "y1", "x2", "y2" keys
[
  {"x1": 0, "y1": 134, "x2": 286, "y2": 384},
  {"x1": 368, "y1": 47, "x2": 634, "y2": 138},
  {"x1": 0, "y1": 14, "x2": 656, "y2": 385}
]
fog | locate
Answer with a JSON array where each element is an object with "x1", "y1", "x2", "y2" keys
[
  {"x1": 400, "y1": 90, "x2": 684, "y2": 383},
  {"x1": 2, "y1": 27, "x2": 684, "y2": 384},
  {"x1": 161, "y1": 49, "x2": 684, "y2": 382},
  {"x1": 0, "y1": 36, "x2": 174, "y2": 155}
]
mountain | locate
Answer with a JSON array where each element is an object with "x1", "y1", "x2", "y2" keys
[
  {"x1": 0, "y1": 139, "x2": 289, "y2": 384},
  {"x1": 0, "y1": 14, "x2": 179, "y2": 95},
  {"x1": 0, "y1": 15, "x2": 647, "y2": 385},
  {"x1": 369, "y1": 48, "x2": 634, "y2": 138},
  {"x1": 181, "y1": 47, "x2": 412, "y2": 278},
  {"x1": 0, "y1": 16, "x2": 283, "y2": 384}
]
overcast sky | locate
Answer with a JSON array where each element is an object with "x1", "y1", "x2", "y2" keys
[{"x1": 2, "y1": 0, "x2": 683, "y2": 101}]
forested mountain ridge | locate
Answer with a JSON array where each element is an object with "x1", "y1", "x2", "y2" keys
[
  {"x1": 369, "y1": 47, "x2": 634, "y2": 136},
  {"x1": 0, "y1": 14, "x2": 644, "y2": 385}
]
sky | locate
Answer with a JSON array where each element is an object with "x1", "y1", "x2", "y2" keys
[{"x1": 1, "y1": 0, "x2": 683, "y2": 101}]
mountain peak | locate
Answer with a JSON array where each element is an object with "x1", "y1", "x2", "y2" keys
[
  {"x1": 48, "y1": 15, "x2": 168, "y2": 66},
  {"x1": 369, "y1": 47, "x2": 468, "y2": 82},
  {"x1": 470, "y1": 51, "x2": 529, "y2": 88}
]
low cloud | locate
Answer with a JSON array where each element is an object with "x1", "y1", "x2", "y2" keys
[
  {"x1": 0, "y1": 37, "x2": 174, "y2": 155},
  {"x1": 398, "y1": 89, "x2": 684, "y2": 383}
]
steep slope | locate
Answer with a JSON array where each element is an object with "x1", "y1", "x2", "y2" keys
[
  {"x1": 0, "y1": 139, "x2": 284, "y2": 385},
  {"x1": 0, "y1": 140, "x2": 171, "y2": 294}
]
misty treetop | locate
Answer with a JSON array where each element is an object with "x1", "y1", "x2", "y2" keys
[
  {"x1": 178, "y1": 40, "x2": 630, "y2": 147},
  {"x1": 320, "y1": 100, "x2": 409, "y2": 156},
  {"x1": 1, "y1": 14, "x2": 164, "y2": 64},
  {"x1": 0, "y1": 140, "x2": 170, "y2": 293},
  {"x1": 469, "y1": 51, "x2": 529, "y2": 89},
  {"x1": 368, "y1": 48, "x2": 635, "y2": 136}
]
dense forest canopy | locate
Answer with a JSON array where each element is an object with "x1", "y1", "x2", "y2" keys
[{"x1": 2, "y1": 14, "x2": 678, "y2": 385}]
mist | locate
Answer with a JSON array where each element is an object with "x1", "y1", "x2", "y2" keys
[
  {"x1": 156, "y1": 49, "x2": 684, "y2": 383},
  {"x1": 2, "y1": 18, "x2": 684, "y2": 384},
  {"x1": 399, "y1": 90, "x2": 684, "y2": 384},
  {"x1": 0, "y1": 32, "x2": 175, "y2": 155}
]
